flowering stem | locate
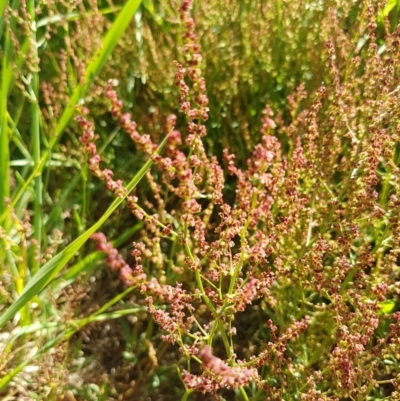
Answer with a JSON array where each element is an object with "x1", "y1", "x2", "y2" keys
[
  {"x1": 184, "y1": 242, "x2": 231, "y2": 357},
  {"x1": 125, "y1": 202, "x2": 232, "y2": 355},
  {"x1": 188, "y1": 311, "x2": 208, "y2": 337},
  {"x1": 227, "y1": 192, "x2": 255, "y2": 295}
]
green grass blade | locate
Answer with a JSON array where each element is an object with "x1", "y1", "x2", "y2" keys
[
  {"x1": 49, "y1": 0, "x2": 142, "y2": 145},
  {"x1": 0, "y1": 65, "x2": 11, "y2": 219},
  {"x1": 0, "y1": 22, "x2": 13, "y2": 224},
  {"x1": 44, "y1": 173, "x2": 81, "y2": 231},
  {"x1": 0, "y1": 0, "x2": 22, "y2": 223},
  {"x1": 0, "y1": 0, "x2": 7, "y2": 41},
  {"x1": 61, "y1": 221, "x2": 143, "y2": 281},
  {"x1": 7, "y1": 112, "x2": 33, "y2": 161},
  {"x1": 1, "y1": 0, "x2": 142, "y2": 223},
  {"x1": 0, "y1": 134, "x2": 168, "y2": 329},
  {"x1": 36, "y1": 6, "x2": 123, "y2": 28},
  {"x1": 0, "y1": 360, "x2": 29, "y2": 390},
  {"x1": 28, "y1": 0, "x2": 42, "y2": 274}
]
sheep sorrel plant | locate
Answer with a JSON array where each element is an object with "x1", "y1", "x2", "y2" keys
[
  {"x1": 73, "y1": 1, "x2": 400, "y2": 400},
  {"x1": 1, "y1": 0, "x2": 400, "y2": 400}
]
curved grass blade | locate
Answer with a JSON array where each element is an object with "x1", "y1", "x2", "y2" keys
[
  {"x1": 61, "y1": 221, "x2": 143, "y2": 282},
  {"x1": 36, "y1": 6, "x2": 123, "y2": 28},
  {"x1": 0, "y1": 0, "x2": 21, "y2": 223}
]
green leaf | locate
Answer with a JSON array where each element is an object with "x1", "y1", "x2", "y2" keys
[
  {"x1": 378, "y1": 299, "x2": 396, "y2": 314},
  {"x1": 142, "y1": 0, "x2": 155, "y2": 15},
  {"x1": 378, "y1": 0, "x2": 399, "y2": 21}
]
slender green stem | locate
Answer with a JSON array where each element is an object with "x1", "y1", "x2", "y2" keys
[
  {"x1": 128, "y1": 203, "x2": 231, "y2": 355},
  {"x1": 239, "y1": 386, "x2": 250, "y2": 401},
  {"x1": 0, "y1": 3, "x2": 15, "y2": 228},
  {"x1": 0, "y1": 1, "x2": 7, "y2": 41},
  {"x1": 227, "y1": 191, "x2": 255, "y2": 296},
  {"x1": 180, "y1": 389, "x2": 193, "y2": 401},
  {"x1": 28, "y1": 0, "x2": 42, "y2": 274},
  {"x1": 184, "y1": 242, "x2": 231, "y2": 357}
]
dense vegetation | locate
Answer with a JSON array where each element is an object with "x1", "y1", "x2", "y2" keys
[{"x1": 0, "y1": 0, "x2": 400, "y2": 400}]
